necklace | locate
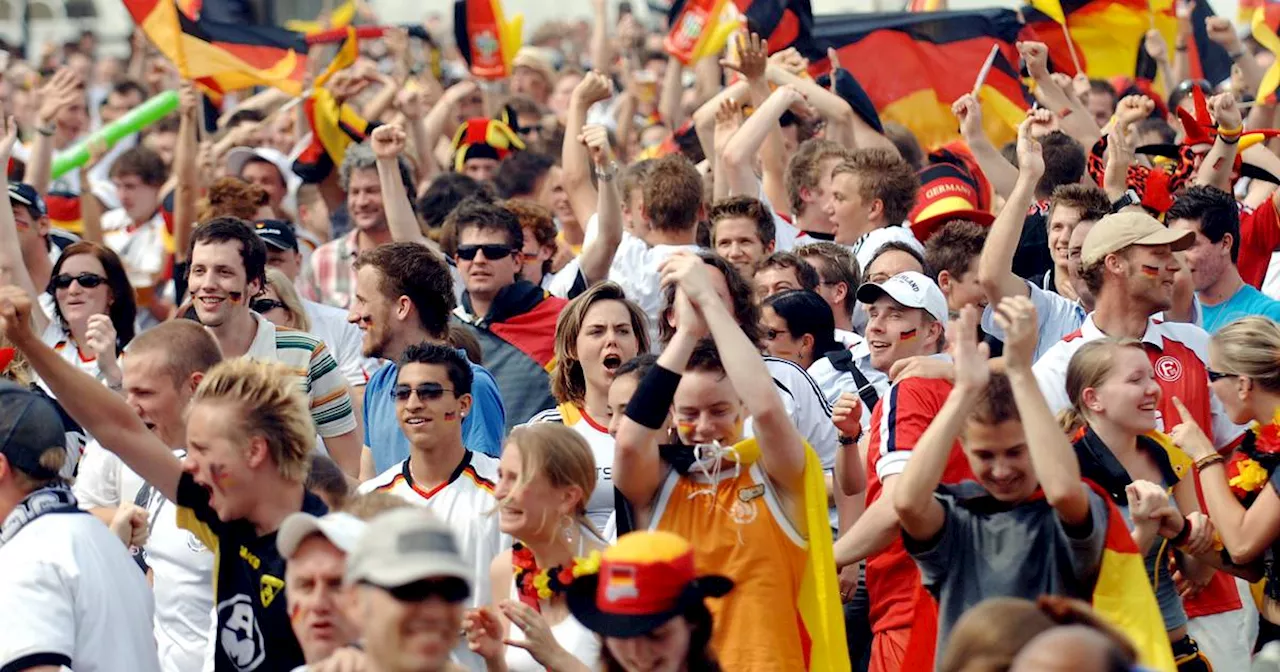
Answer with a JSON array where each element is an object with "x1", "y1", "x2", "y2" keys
[
  {"x1": 1226, "y1": 408, "x2": 1280, "y2": 504},
  {"x1": 511, "y1": 542, "x2": 601, "y2": 612}
]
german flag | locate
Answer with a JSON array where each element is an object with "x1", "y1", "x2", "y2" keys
[
  {"x1": 1254, "y1": 5, "x2": 1280, "y2": 104},
  {"x1": 124, "y1": 0, "x2": 308, "y2": 99},
  {"x1": 291, "y1": 29, "x2": 380, "y2": 184},
  {"x1": 454, "y1": 0, "x2": 523, "y2": 80},
  {"x1": 666, "y1": 0, "x2": 813, "y2": 63},
  {"x1": 809, "y1": 9, "x2": 1028, "y2": 150},
  {"x1": 906, "y1": 0, "x2": 947, "y2": 12}
]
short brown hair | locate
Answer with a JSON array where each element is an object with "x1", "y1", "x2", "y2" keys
[
  {"x1": 924, "y1": 221, "x2": 987, "y2": 282},
  {"x1": 125, "y1": 318, "x2": 223, "y2": 387},
  {"x1": 551, "y1": 283, "x2": 650, "y2": 406},
  {"x1": 785, "y1": 139, "x2": 848, "y2": 214},
  {"x1": 831, "y1": 148, "x2": 920, "y2": 227},
  {"x1": 709, "y1": 196, "x2": 776, "y2": 247},
  {"x1": 796, "y1": 242, "x2": 860, "y2": 315},
  {"x1": 757, "y1": 252, "x2": 820, "y2": 290},
  {"x1": 353, "y1": 242, "x2": 455, "y2": 340},
  {"x1": 504, "y1": 198, "x2": 557, "y2": 278},
  {"x1": 642, "y1": 155, "x2": 703, "y2": 232},
  {"x1": 109, "y1": 146, "x2": 167, "y2": 186},
  {"x1": 1048, "y1": 184, "x2": 1110, "y2": 228},
  {"x1": 343, "y1": 491, "x2": 413, "y2": 519},
  {"x1": 971, "y1": 372, "x2": 1018, "y2": 426},
  {"x1": 620, "y1": 160, "x2": 654, "y2": 208}
]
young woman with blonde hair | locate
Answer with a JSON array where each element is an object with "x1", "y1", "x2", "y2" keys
[
  {"x1": 257, "y1": 268, "x2": 312, "y2": 333},
  {"x1": 464, "y1": 423, "x2": 609, "y2": 672},
  {"x1": 1169, "y1": 316, "x2": 1280, "y2": 651},
  {"x1": 529, "y1": 282, "x2": 648, "y2": 528}
]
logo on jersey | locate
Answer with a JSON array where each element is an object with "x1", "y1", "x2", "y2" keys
[
  {"x1": 260, "y1": 575, "x2": 285, "y2": 608},
  {"x1": 187, "y1": 532, "x2": 207, "y2": 554},
  {"x1": 1155, "y1": 356, "x2": 1183, "y2": 382},
  {"x1": 218, "y1": 594, "x2": 266, "y2": 671}
]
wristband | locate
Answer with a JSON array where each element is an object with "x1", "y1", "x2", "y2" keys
[
  {"x1": 838, "y1": 433, "x2": 860, "y2": 446},
  {"x1": 1171, "y1": 516, "x2": 1192, "y2": 546},
  {"x1": 1194, "y1": 453, "x2": 1225, "y2": 471},
  {"x1": 624, "y1": 364, "x2": 682, "y2": 430},
  {"x1": 37, "y1": 123, "x2": 54, "y2": 137}
]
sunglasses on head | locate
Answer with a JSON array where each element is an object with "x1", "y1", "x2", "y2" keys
[
  {"x1": 392, "y1": 382, "x2": 454, "y2": 402},
  {"x1": 379, "y1": 577, "x2": 470, "y2": 604},
  {"x1": 50, "y1": 272, "x2": 106, "y2": 290},
  {"x1": 250, "y1": 299, "x2": 286, "y2": 314},
  {"x1": 456, "y1": 244, "x2": 514, "y2": 261}
]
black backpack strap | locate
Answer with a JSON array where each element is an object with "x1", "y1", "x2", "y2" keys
[
  {"x1": 130, "y1": 484, "x2": 158, "y2": 574},
  {"x1": 826, "y1": 350, "x2": 880, "y2": 412}
]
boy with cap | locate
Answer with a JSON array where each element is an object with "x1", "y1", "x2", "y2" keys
[
  {"x1": 1033, "y1": 210, "x2": 1254, "y2": 671},
  {"x1": 277, "y1": 511, "x2": 366, "y2": 670},
  {"x1": 0, "y1": 380, "x2": 161, "y2": 672}
]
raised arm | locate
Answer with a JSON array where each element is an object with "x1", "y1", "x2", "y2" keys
[
  {"x1": 666, "y1": 251, "x2": 807, "y2": 494},
  {"x1": 1207, "y1": 17, "x2": 1263, "y2": 97},
  {"x1": 893, "y1": 307, "x2": 989, "y2": 540},
  {"x1": 369, "y1": 124, "x2": 427, "y2": 246},
  {"x1": 766, "y1": 62, "x2": 864, "y2": 151},
  {"x1": 953, "y1": 94, "x2": 1019, "y2": 198},
  {"x1": 0, "y1": 117, "x2": 49, "y2": 335},
  {"x1": 721, "y1": 33, "x2": 790, "y2": 208},
  {"x1": 422, "y1": 80, "x2": 480, "y2": 174},
  {"x1": 588, "y1": 0, "x2": 611, "y2": 73},
  {"x1": 1195, "y1": 93, "x2": 1242, "y2": 191},
  {"x1": 29, "y1": 69, "x2": 82, "y2": 199},
  {"x1": 978, "y1": 114, "x2": 1044, "y2": 303},
  {"x1": 658, "y1": 56, "x2": 685, "y2": 130},
  {"x1": 692, "y1": 80, "x2": 750, "y2": 172},
  {"x1": 0, "y1": 286, "x2": 182, "y2": 500},
  {"x1": 562, "y1": 72, "x2": 613, "y2": 229},
  {"x1": 995, "y1": 296, "x2": 1091, "y2": 525},
  {"x1": 394, "y1": 87, "x2": 438, "y2": 188},
  {"x1": 1018, "y1": 41, "x2": 1099, "y2": 148},
  {"x1": 576, "y1": 125, "x2": 623, "y2": 285}
]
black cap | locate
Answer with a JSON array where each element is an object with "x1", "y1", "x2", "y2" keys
[
  {"x1": 8, "y1": 183, "x2": 46, "y2": 218},
  {"x1": 0, "y1": 381, "x2": 66, "y2": 480},
  {"x1": 254, "y1": 219, "x2": 299, "y2": 252}
]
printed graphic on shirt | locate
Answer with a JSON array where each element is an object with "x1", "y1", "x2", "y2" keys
[{"x1": 218, "y1": 594, "x2": 266, "y2": 671}]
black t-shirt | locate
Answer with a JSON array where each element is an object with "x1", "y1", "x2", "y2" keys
[
  {"x1": 175, "y1": 471, "x2": 327, "y2": 672},
  {"x1": 1013, "y1": 201, "x2": 1053, "y2": 283}
]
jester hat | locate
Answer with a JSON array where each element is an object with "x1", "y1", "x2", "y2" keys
[{"x1": 451, "y1": 118, "x2": 525, "y2": 172}]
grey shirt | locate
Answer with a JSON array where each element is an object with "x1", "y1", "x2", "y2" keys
[{"x1": 905, "y1": 481, "x2": 1110, "y2": 658}]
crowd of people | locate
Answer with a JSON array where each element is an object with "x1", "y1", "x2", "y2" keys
[{"x1": 11, "y1": 2, "x2": 1280, "y2": 671}]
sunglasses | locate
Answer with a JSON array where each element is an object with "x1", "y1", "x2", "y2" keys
[
  {"x1": 392, "y1": 382, "x2": 454, "y2": 402},
  {"x1": 1207, "y1": 369, "x2": 1237, "y2": 383},
  {"x1": 456, "y1": 244, "x2": 514, "y2": 261},
  {"x1": 50, "y1": 272, "x2": 106, "y2": 290},
  {"x1": 379, "y1": 578, "x2": 470, "y2": 604},
  {"x1": 250, "y1": 299, "x2": 286, "y2": 314}
]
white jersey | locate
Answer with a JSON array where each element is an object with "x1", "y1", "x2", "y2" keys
[
  {"x1": 73, "y1": 445, "x2": 215, "y2": 672},
  {"x1": 606, "y1": 232, "x2": 701, "y2": 349},
  {"x1": 527, "y1": 403, "x2": 616, "y2": 531},
  {"x1": 302, "y1": 298, "x2": 379, "y2": 389},
  {"x1": 101, "y1": 208, "x2": 168, "y2": 286},
  {"x1": 807, "y1": 333, "x2": 888, "y2": 433},
  {"x1": 755, "y1": 357, "x2": 838, "y2": 471},
  {"x1": 0, "y1": 502, "x2": 161, "y2": 672},
  {"x1": 848, "y1": 225, "x2": 924, "y2": 273},
  {"x1": 359, "y1": 451, "x2": 507, "y2": 672}
]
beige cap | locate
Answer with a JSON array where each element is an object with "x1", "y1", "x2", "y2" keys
[
  {"x1": 344, "y1": 508, "x2": 472, "y2": 592},
  {"x1": 1081, "y1": 211, "x2": 1195, "y2": 267},
  {"x1": 512, "y1": 47, "x2": 556, "y2": 84}
]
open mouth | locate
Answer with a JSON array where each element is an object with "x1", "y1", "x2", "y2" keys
[
  {"x1": 197, "y1": 296, "x2": 224, "y2": 309},
  {"x1": 603, "y1": 354, "x2": 623, "y2": 371}
]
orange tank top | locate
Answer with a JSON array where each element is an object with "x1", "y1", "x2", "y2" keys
[{"x1": 650, "y1": 460, "x2": 811, "y2": 671}]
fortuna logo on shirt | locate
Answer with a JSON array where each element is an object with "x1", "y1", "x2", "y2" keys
[
  {"x1": 260, "y1": 575, "x2": 284, "y2": 607},
  {"x1": 219, "y1": 594, "x2": 267, "y2": 671},
  {"x1": 1154, "y1": 356, "x2": 1184, "y2": 382}
]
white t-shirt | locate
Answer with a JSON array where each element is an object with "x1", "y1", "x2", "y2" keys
[
  {"x1": 72, "y1": 446, "x2": 216, "y2": 672},
  {"x1": 0, "y1": 504, "x2": 161, "y2": 672},
  {"x1": 302, "y1": 298, "x2": 378, "y2": 389},
  {"x1": 806, "y1": 334, "x2": 888, "y2": 433},
  {"x1": 606, "y1": 232, "x2": 700, "y2": 349},
  {"x1": 981, "y1": 281, "x2": 1086, "y2": 362},
  {"x1": 527, "y1": 403, "x2": 616, "y2": 531},
  {"x1": 101, "y1": 208, "x2": 168, "y2": 286},
  {"x1": 848, "y1": 225, "x2": 924, "y2": 273},
  {"x1": 359, "y1": 452, "x2": 508, "y2": 672}
]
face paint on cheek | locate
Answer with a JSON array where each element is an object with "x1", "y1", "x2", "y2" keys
[
  {"x1": 443, "y1": 410, "x2": 458, "y2": 421},
  {"x1": 228, "y1": 292, "x2": 243, "y2": 304},
  {"x1": 290, "y1": 603, "x2": 305, "y2": 624},
  {"x1": 210, "y1": 463, "x2": 234, "y2": 489},
  {"x1": 899, "y1": 328, "x2": 917, "y2": 342},
  {"x1": 677, "y1": 421, "x2": 695, "y2": 444},
  {"x1": 1140, "y1": 265, "x2": 1161, "y2": 277}
]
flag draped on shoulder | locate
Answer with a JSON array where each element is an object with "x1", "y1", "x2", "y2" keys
[
  {"x1": 292, "y1": 29, "x2": 380, "y2": 184},
  {"x1": 123, "y1": 0, "x2": 308, "y2": 99},
  {"x1": 811, "y1": 9, "x2": 1027, "y2": 149}
]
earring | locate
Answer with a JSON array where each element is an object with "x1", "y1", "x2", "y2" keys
[{"x1": 560, "y1": 514, "x2": 576, "y2": 547}]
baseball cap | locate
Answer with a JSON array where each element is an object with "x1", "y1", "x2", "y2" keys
[
  {"x1": 0, "y1": 380, "x2": 68, "y2": 480},
  {"x1": 254, "y1": 219, "x2": 299, "y2": 252},
  {"x1": 856, "y1": 271, "x2": 949, "y2": 324},
  {"x1": 8, "y1": 183, "x2": 46, "y2": 218},
  {"x1": 225, "y1": 146, "x2": 302, "y2": 216},
  {"x1": 1081, "y1": 211, "x2": 1195, "y2": 267},
  {"x1": 277, "y1": 511, "x2": 366, "y2": 560},
  {"x1": 345, "y1": 508, "x2": 472, "y2": 594}
]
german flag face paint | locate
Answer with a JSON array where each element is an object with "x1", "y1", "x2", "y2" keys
[
  {"x1": 1140, "y1": 265, "x2": 1161, "y2": 278},
  {"x1": 228, "y1": 291, "x2": 243, "y2": 304},
  {"x1": 899, "y1": 328, "x2": 918, "y2": 342}
]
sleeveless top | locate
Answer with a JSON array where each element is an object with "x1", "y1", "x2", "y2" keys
[
  {"x1": 649, "y1": 454, "x2": 810, "y2": 671},
  {"x1": 503, "y1": 527, "x2": 605, "y2": 671}
]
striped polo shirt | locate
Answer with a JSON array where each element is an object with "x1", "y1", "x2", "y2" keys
[{"x1": 245, "y1": 315, "x2": 357, "y2": 438}]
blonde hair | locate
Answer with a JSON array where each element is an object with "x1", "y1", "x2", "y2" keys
[
  {"x1": 0, "y1": 330, "x2": 33, "y2": 386},
  {"x1": 503, "y1": 424, "x2": 597, "y2": 525},
  {"x1": 1057, "y1": 338, "x2": 1146, "y2": 434},
  {"x1": 192, "y1": 359, "x2": 314, "y2": 483},
  {"x1": 343, "y1": 491, "x2": 414, "y2": 520},
  {"x1": 263, "y1": 268, "x2": 311, "y2": 333},
  {"x1": 1212, "y1": 316, "x2": 1280, "y2": 392},
  {"x1": 550, "y1": 283, "x2": 650, "y2": 406}
]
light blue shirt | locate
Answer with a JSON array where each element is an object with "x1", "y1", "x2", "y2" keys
[
  {"x1": 1200, "y1": 284, "x2": 1280, "y2": 333},
  {"x1": 363, "y1": 355, "x2": 506, "y2": 474}
]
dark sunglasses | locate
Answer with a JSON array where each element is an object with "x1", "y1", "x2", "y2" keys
[
  {"x1": 1207, "y1": 369, "x2": 1237, "y2": 383},
  {"x1": 379, "y1": 578, "x2": 470, "y2": 604},
  {"x1": 392, "y1": 382, "x2": 454, "y2": 402},
  {"x1": 250, "y1": 299, "x2": 286, "y2": 314},
  {"x1": 456, "y1": 244, "x2": 514, "y2": 261},
  {"x1": 50, "y1": 272, "x2": 106, "y2": 290}
]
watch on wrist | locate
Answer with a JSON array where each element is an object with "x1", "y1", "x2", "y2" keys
[
  {"x1": 595, "y1": 161, "x2": 618, "y2": 182},
  {"x1": 37, "y1": 123, "x2": 55, "y2": 137},
  {"x1": 1110, "y1": 188, "x2": 1140, "y2": 213}
]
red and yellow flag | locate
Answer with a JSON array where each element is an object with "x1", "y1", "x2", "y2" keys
[{"x1": 292, "y1": 29, "x2": 380, "y2": 184}]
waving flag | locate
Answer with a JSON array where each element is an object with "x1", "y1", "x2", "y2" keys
[
  {"x1": 809, "y1": 9, "x2": 1028, "y2": 150},
  {"x1": 292, "y1": 29, "x2": 380, "y2": 184},
  {"x1": 454, "y1": 0, "x2": 524, "y2": 80},
  {"x1": 665, "y1": 0, "x2": 813, "y2": 64},
  {"x1": 1254, "y1": 6, "x2": 1280, "y2": 104}
]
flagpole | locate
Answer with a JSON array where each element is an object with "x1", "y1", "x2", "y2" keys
[
  {"x1": 972, "y1": 43, "x2": 1001, "y2": 97},
  {"x1": 1061, "y1": 21, "x2": 1084, "y2": 75}
]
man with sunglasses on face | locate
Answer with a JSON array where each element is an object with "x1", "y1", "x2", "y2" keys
[
  {"x1": 452, "y1": 201, "x2": 566, "y2": 428},
  {"x1": 359, "y1": 342, "x2": 503, "y2": 671}
]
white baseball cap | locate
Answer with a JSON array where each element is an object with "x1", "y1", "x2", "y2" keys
[
  {"x1": 277, "y1": 511, "x2": 366, "y2": 559},
  {"x1": 225, "y1": 146, "x2": 302, "y2": 217},
  {"x1": 855, "y1": 271, "x2": 949, "y2": 324}
]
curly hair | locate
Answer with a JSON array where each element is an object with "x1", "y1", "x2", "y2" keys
[{"x1": 197, "y1": 177, "x2": 269, "y2": 223}]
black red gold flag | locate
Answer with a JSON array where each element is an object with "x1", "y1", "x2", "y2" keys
[
  {"x1": 453, "y1": 0, "x2": 522, "y2": 79},
  {"x1": 292, "y1": 29, "x2": 381, "y2": 184}
]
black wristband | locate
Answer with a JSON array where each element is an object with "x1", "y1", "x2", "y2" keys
[
  {"x1": 624, "y1": 364, "x2": 682, "y2": 430},
  {"x1": 1171, "y1": 516, "x2": 1193, "y2": 546}
]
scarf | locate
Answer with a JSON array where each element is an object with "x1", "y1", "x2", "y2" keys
[{"x1": 0, "y1": 483, "x2": 80, "y2": 546}]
